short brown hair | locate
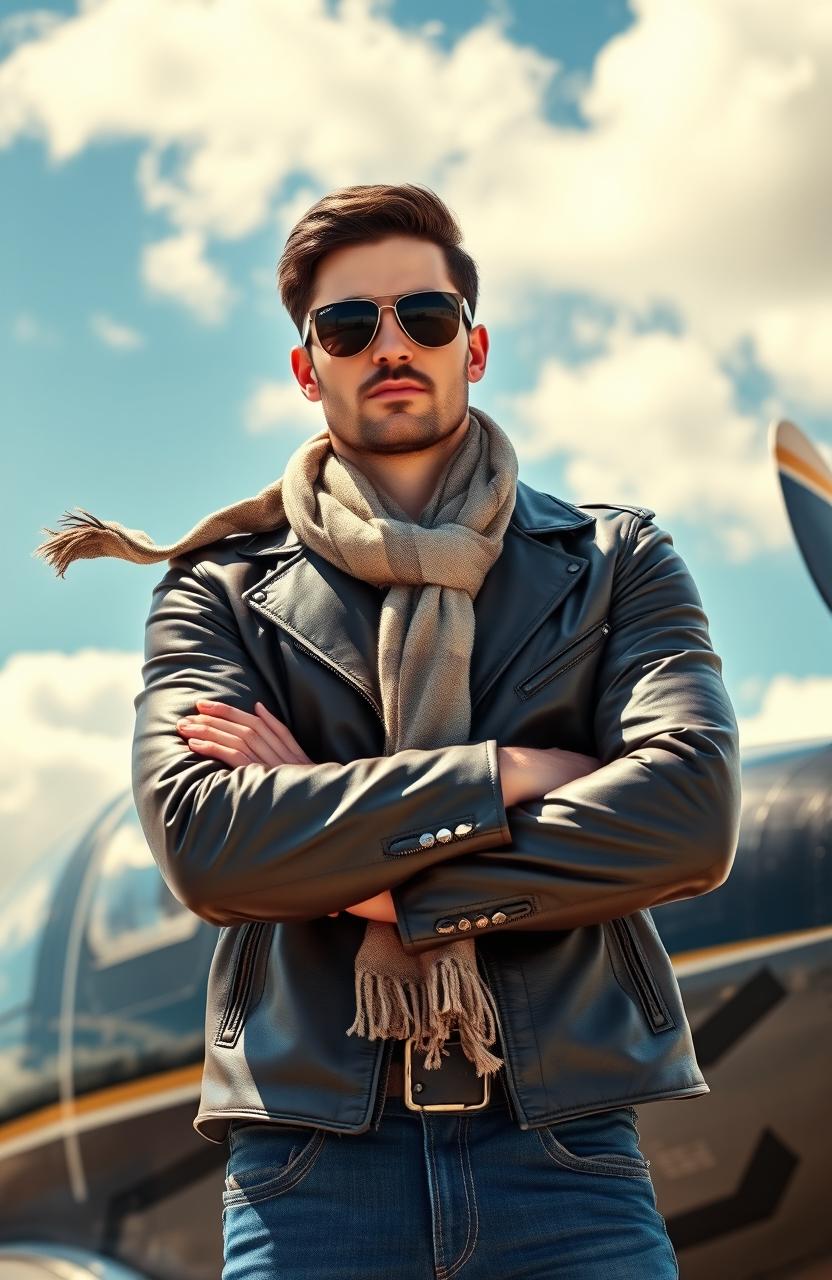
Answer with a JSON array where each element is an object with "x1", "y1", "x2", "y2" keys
[{"x1": 276, "y1": 183, "x2": 479, "y2": 340}]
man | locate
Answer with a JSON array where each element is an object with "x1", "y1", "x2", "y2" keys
[{"x1": 41, "y1": 183, "x2": 740, "y2": 1277}]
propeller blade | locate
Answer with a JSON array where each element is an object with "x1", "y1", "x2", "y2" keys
[{"x1": 770, "y1": 418, "x2": 832, "y2": 613}]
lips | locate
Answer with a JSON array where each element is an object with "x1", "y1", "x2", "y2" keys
[{"x1": 368, "y1": 383, "x2": 426, "y2": 398}]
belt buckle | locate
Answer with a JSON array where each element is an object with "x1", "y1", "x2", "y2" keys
[{"x1": 403, "y1": 1035, "x2": 491, "y2": 1113}]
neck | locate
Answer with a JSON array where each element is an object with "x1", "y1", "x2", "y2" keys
[{"x1": 332, "y1": 410, "x2": 471, "y2": 522}]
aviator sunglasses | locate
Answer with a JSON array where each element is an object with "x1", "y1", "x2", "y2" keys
[{"x1": 301, "y1": 290, "x2": 474, "y2": 358}]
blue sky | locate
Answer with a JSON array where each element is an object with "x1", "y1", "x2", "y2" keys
[{"x1": 2, "y1": 0, "x2": 830, "y2": 880}]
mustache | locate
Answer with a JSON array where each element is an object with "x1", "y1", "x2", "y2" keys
[{"x1": 364, "y1": 373, "x2": 431, "y2": 395}]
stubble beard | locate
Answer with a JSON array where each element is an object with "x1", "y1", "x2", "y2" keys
[{"x1": 320, "y1": 379, "x2": 470, "y2": 459}]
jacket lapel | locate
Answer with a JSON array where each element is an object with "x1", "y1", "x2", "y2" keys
[{"x1": 238, "y1": 480, "x2": 596, "y2": 718}]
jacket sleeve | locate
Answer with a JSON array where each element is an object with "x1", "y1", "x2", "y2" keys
[
  {"x1": 131, "y1": 554, "x2": 511, "y2": 928},
  {"x1": 390, "y1": 514, "x2": 742, "y2": 954}
]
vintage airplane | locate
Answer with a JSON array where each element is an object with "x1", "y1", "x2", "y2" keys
[{"x1": 0, "y1": 419, "x2": 828, "y2": 1280}]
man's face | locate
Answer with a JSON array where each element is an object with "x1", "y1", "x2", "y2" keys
[{"x1": 290, "y1": 234, "x2": 488, "y2": 459}]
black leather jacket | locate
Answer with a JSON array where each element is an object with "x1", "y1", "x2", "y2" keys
[{"x1": 131, "y1": 479, "x2": 741, "y2": 1145}]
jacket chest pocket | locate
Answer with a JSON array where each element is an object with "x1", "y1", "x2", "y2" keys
[
  {"x1": 515, "y1": 619, "x2": 611, "y2": 701},
  {"x1": 215, "y1": 921, "x2": 273, "y2": 1048}
]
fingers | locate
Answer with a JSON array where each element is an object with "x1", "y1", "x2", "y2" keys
[
  {"x1": 177, "y1": 717, "x2": 270, "y2": 765},
  {"x1": 186, "y1": 737, "x2": 256, "y2": 768},
  {"x1": 192, "y1": 699, "x2": 312, "y2": 765},
  {"x1": 193, "y1": 699, "x2": 282, "y2": 757},
  {"x1": 181, "y1": 721, "x2": 256, "y2": 754},
  {"x1": 254, "y1": 701, "x2": 313, "y2": 764},
  {"x1": 182, "y1": 707, "x2": 284, "y2": 766},
  {"x1": 177, "y1": 699, "x2": 313, "y2": 770}
]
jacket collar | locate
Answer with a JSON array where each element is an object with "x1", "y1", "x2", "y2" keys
[
  {"x1": 509, "y1": 481, "x2": 595, "y2": 535},
  {"x1": 238, "y1": 479, "x2": 596, "y2": 718}
]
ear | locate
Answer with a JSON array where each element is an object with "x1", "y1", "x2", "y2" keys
[
  {"x1": 467, "y1": 323, "x2": 489, "y2": 384},
  {"x1": 290, "y1": 345, "x2": 322, "y2": 402}
]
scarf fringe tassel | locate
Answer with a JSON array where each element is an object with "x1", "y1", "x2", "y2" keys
[
  {"x1": 34, "y1": 509, "x2": 154, "y2": 578},
  {"x1": 345, "y1": 955, "x2": 505, "y2": 1076}
]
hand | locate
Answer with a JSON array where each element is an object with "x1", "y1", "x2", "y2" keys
[
  {"x1": 175, "y1": 699, "x2": 388, "y2": 920},
  {"x1": 176, "y1": 698, "x2": 315, "y2": 769}
]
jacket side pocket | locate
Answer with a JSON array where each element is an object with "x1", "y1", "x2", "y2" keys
[
  {"x1": 215, "y1": 920, "x2": 273, "y2": 1048},
  {"x1": 606, "y1": 915, "x2": 675, "y2": 1033}
]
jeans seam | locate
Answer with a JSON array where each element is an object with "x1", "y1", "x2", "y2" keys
[
  {"x1": 222, "y1": 1130, "x2": 326, "y2": 1206},
  {"x1": 427, "y1": 1119, "x2": 446, "y2": 1274},
  {"x1": 536, "y1": 1125, "x2": 652, "y2": 1178},
  {"x1": 439, "y1": 1116, "x2": 478, "y2": 1279}
]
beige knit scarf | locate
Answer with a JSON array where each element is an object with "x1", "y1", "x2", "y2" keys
[{"x1": 33, "y1": 404, "x2": 518, "y2": 1077}]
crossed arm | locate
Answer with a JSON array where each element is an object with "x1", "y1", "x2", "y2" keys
[
  {"x1": 133, "y1": 516, "x2": 740, "y2": 940},
  {"x1": 172, "y1": 698, "x2": 593, "y2": 923}
]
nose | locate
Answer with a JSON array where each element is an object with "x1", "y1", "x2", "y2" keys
[{"x1": 370, "y1": 304, "x2": 414, "y2": 366}]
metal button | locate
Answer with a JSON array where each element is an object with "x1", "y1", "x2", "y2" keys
[
  {"x1": 457, "y1": 917, "x2": 472, "y2": 931},
  {"x1": 474, "y1": 915, "x2": 490, "y2": 929},
  {"x1": 436, "y1": 828, "x2": 453, "y2": 843},
  {"x1": 251, "y1": 590, "x2": 267, "y2": 601},
  {"x1": 419, "y1": 833, "x2": 436, "y2": 848},
  {"x1": 566, "y1": 563, "x2": 580, "y2": 574},
  {"x1": 435, "y1": 922, "x2": 456, "y2": 934},
  {"x1": 491, "y1": 911, "x2": 507, "y2": 925},
  {"x1": 454, "y1": 822, "x2": 474, "y2": 838}
]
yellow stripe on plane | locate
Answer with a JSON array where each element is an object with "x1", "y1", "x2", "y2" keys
[
  {"x1": 3, "y1": 923, "x2": 832, "y2": 1155},
  {"x1": 776, "y1": 442, "x2": 832, "y2": 502},
  {"x1": 0, "y1": 1062, "x2": 202, "y2": 1148}
]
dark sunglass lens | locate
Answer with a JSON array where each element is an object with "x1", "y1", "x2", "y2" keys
[
  {"x1": 397, "y1": 292, "x2": 460, "y2": 347},
  {"x1": 314, "y1": 299, "x2": 378, "y2": 356}
]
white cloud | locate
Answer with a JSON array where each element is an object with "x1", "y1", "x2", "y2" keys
[
  {"x1": 499, "y1": 318, "x2": 788, "y2": 561},
  {"x1": 1, "y1": 1, "x2": 824, "y2": 360},
  {"x1": 141, "y1": 230, "x2": 235, "y2": 324},
  {"x1": 89, "y1": 311, "x2": 145, "y2": 349},
  {"x1": 737, "y1": 674, "x2": 832, "y2": 748},
  {"x1": 243, "y1": 378, "x2": 323, "y2": 434},
  {"x1": 1, "y1": 0, "x2": 830, "y2": 468},
  {"x1": 0, "y1": 649, "x2": 142, "y2": 889},
  {"x1": 749, "y1": 302, "x2": 832, "y2": 412}
]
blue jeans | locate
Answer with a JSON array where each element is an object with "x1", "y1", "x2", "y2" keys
[{"x1": 221, "y1": 1084, "x2": 679, "y2": 1279}]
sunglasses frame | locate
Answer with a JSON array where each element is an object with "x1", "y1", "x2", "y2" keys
[{"x1": 300, "y1": 289, "x2": 474, "y2": 355}]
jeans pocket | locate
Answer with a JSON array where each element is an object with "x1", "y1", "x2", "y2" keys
[
  {"x1": 535, "y1": 1106, "x2": 652, "y2": 1179},
  {"x1": 223, "y1": 1120, "x2": 327, "y2": 1207}
]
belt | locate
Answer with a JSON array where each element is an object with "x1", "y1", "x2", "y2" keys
[{"x1": 384, "y1": 1033, "x2": 493, "y2": 1113}]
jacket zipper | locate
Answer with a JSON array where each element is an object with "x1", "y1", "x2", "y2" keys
[
  {"x1": 609, "y1": 917, "x2": 674, "y2": 1032},
  {"x1": 291, "y1": 637, "x2": 385, "y2": 724},
  {"x1": 517, "y1": 619, "x2": 611, "y2": 698},
  {"x1": 215, "y1": 921, "x2": 269, "y2": 1047}
]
